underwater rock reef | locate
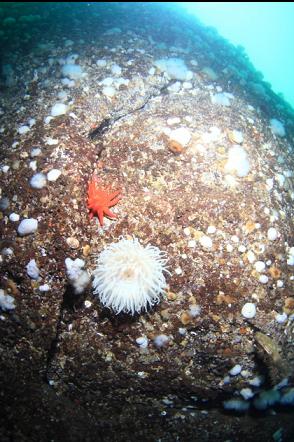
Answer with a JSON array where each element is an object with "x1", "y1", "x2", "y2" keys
[{"x1": 0, "y1": 3, "x2": 293, "y2": 441}]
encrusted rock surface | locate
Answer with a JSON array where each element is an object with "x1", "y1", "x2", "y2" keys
[{"x1": 0, "y1": 3, "x2": 293, "y2": 441}]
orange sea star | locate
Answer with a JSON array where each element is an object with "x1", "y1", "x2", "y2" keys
[{"x1": 87, "y1": 176, "x2": 122, "y2": 226}]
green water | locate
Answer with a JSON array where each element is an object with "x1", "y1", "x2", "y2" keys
[{"x1": 179, "y1": 2, "x2": 294, "y2": 110}]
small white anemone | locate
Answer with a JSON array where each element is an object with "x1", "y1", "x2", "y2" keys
[{"x1": 92, "y1": 237, "x2": 169, "y2": 315}]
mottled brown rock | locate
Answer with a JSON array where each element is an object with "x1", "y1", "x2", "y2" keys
[{"x1": 0, "y1": 2, "x2": 294, "y2": 442}]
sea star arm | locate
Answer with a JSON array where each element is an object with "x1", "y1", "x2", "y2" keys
[
  {"x1": 108, "y1": 196, "x2": 121, "y2": 207},
  {"x1": 103, "y1": 207, "x2": 117, "y2": 219},
  {"x1": 109, "y1": 190, "x2": 121, "y2": 200},
  {"x1": 97, "y1": 207, "x2": 105, "y2": 226}
]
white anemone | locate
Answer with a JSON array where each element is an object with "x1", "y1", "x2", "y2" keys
[{"x1": 92, "y1": 237, "x2": 169, "y2": 315}]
